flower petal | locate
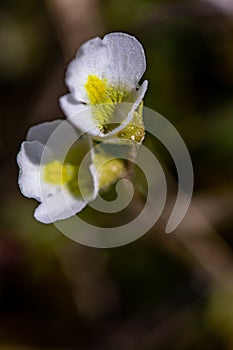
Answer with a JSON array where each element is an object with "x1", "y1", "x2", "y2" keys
[
  {"x1": 17, "y1": 141, "x2": 53, "y2": 201},
  {"x1": 34, "y1": 189, "x2": 87, "y2": 224},
  {"x1": 65, "y1": 37, "x2": 109, "y2": 103},
  {"x1": 59, "y1": 94, "x2": 100, "y2": 136},
  {"x1": 103, "y1": 32, "x2": 146, "y2": 88},
  {"x1": 26, "y1": 120, "x2": 63, "y2": 145},
  {"x1": 28, "y1": 119, "x2": 86, "y2": 161},
  {"x1": 59, "y1": 94, "x2": 85, "y2": 118},
  {"x1": 65, "y1": 32, "x2": 146, "y2": 103}
]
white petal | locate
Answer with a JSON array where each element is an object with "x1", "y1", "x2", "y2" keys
[
  {"x1": 28, "y1": 119, "x2": 85, "y2": 161},
  {"x1": 65, "y1": 32, "x2": 146, "y2": 102},
  {"x1": 34, "y1": 189, "x2": 87, "y2": 224},
  {"x1": 60, "y1": 94, "x2": 104, "y2": 137},
  {"x1": 103, "y1": 32, "x2": 146, "y2": 88},
  {"x1": 59, "y1": 94, "x2": 86, "y2": 118},
  {"x1": 65, "y1": 37, "x2": 109, "y2": 102},
  {"x1": 26, "y1": 120, "x2": 63, "y2": 145},
  {"x1": 17, "y1": 141, "x2": 53, "y2": 201}
]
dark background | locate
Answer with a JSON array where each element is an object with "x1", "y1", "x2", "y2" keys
[{"x1": 0, "y1": 0, "x2": 233, "y2": 349}]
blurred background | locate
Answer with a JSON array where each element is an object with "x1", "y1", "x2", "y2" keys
[{"x1": 1, "y1": 0, "x2": 233, "y2": 349}]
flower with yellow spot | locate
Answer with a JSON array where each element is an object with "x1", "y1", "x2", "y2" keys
[
  {"x1": 59, "y1": 32, "x2": 148, "y2": 140},
  {"x1": 17, "y1": 119, "x2": 127, "y2": 224},
  {"x1": 17, "y1": 120, "x2": 98, "y2": 224}
]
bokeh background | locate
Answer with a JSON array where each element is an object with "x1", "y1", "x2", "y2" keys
[{"x1": 1, "y1": 0, "x2": 233, "y2": 349}]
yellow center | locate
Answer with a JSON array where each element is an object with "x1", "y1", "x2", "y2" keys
[
  {"x1": 43, "y1": 161, "x2": 75, "y2": 185},
  {"x1": 85, "y1": 75, "x2": 107, "y2": 105},
  {"x1": 85, "y1": 75, "x2": 128, "y2": 132}
]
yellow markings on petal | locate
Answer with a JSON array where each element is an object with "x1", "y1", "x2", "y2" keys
[
  {"x1": 43, "y1": 160, "x2": 75, "y2": 185},
  {"x1": 85, "y1": 74, "x2": 128, "y2": 132},
  {"x1": 85, "y1": 75, "x2": 107, "y2": 105}
]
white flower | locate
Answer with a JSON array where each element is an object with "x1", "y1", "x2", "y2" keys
[
  {"x1": 17, "y1": 120, "x2": 98, "y2": 224},
  {"x1": 59, "y1": 32, "x2": 148, "y2": 139}
]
